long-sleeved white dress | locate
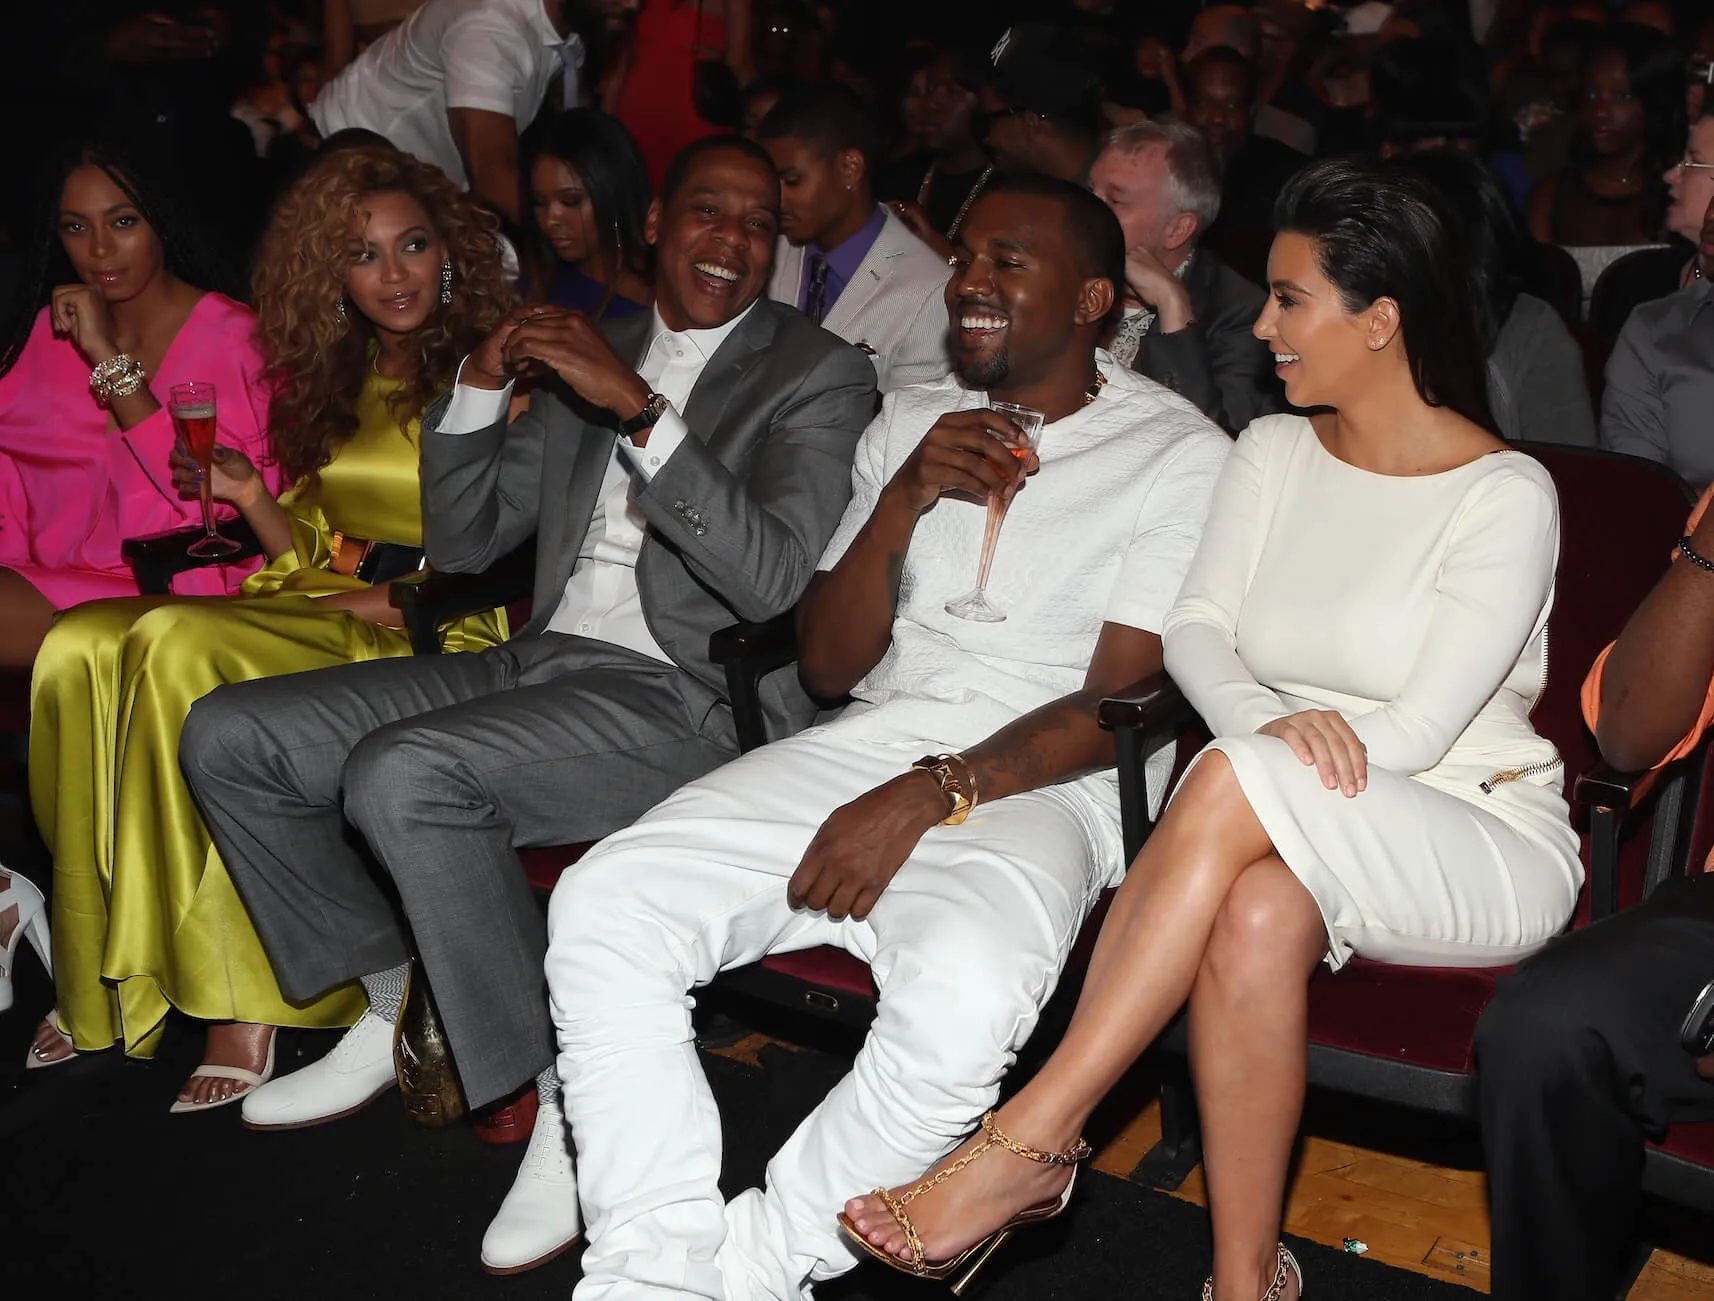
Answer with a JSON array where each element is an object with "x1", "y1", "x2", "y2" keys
[{"x1": 1162, "y1": 414, "x2": 1583, "y2": 968}]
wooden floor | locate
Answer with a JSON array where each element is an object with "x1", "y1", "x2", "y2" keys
[
  {"x1": 712, "y1": 1032, "x2": 1714, "y2": 1298},
  {"x1": 1091, "y1": 1089, "x2": 1714, "y2": 1298}
]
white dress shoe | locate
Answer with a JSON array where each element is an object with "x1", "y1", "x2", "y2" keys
[
  {"x1": 0, "y1": 868, "x2": 51, "y2": 1016},
  {"x1": 480, "y1": 1095, "x2": 583, "y2": 1275},
  {"x1": 240, "y1": 1010, "x2": 397, "y2": 1130}
]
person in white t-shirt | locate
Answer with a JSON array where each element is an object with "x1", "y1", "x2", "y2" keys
[
  {"x1": 544, "y1": 173, "x2": 1230, "y2": 1300},
  {"x1": 309, "y1": 0, "x2": 639, "y2": 223}
]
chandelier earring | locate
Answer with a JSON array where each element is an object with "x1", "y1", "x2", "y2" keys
[
  {"x1": 440, "y1": 259, "x2": 454, "y2": 305},
  {"x1": 335, "y1": 296, "x2": 348, "y2": 324}
]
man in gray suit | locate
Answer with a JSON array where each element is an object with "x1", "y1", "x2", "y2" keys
[
  {"x1": 758, "y1": 84, "x2": 952, "y2": 392},
  {"x1": 1088, "y1": 118, "x2": 1278, "y2": 434},
  {"x1": 179, "y1": 135, "x2": 877, "y2": 1275}
]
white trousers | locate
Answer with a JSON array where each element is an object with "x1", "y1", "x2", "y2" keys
[{"x1": 545, "y1": 717, "x2": 1125, "y2": 1300}]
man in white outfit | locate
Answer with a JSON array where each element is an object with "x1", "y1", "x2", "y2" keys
[
  {"x1": 544, "y1": 173, "x2": 1230, "y2": 1299},
  {"x1": 309, "y1": 0, "x2": 637, "y2": 223},
  {"x1": 758, "y1": 83, "x2": 953, "y2": 393}
]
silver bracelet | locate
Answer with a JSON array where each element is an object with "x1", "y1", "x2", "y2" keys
[{"x1": 89, "y1": 353, "x2": 146, "y2": 404}]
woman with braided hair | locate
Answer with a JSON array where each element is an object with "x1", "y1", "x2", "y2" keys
[{"x1": 26, "y1": 144, "x2": 514, "y2": 1111}]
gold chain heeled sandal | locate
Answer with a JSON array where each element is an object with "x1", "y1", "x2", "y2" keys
[
  {"x1": 1202, "y1": 1243, "x2": 1304, "y2": 1300},
  {"x1": 836, "y1": 1111, "x2": 1092, "y2": 1295}
]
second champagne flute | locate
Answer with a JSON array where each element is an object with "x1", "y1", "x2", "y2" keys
[
  {"x1": 944, "y1": 401, "x2": 1045, "y2": 623},
  {"x1": 169, "y1": 381, "x2": 241, "y2": 559}
]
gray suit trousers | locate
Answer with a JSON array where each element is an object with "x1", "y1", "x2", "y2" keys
[{"x1": 180, "y1": 633, "x2": 739, "y2": 1107}]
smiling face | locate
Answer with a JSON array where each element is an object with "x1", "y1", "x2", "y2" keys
[
  {"x1": 647, "y1": 147, "x2": 780, "y2": 331},
  {"x1": 57, "y1": 163, "x2": 169, "y2": 305},
  {"x1": 342, "y1": 189, "x2": 447, "y2": 337},
  {"x1": 1579, "y1": 49, "x2": 1646, "y2": 158},
  {"x1": 1253, "y1": 231, "x2": 1387, "y2": 410},
  {"x1": 530, "y1": 154, "x2": 595, "y2": 265},
  {"x1": 1088, "y1": 144, "x2": 1175, "y2": 262},
  {"x1": 761, "y1": 134, "x2": 860, "y2": 248},
  {"x1": 945, "y1": 191, "x2": 1093, "y2": 391},
  {"x1": 1667, "y1": 117, "x2": 1714, "y2": 240}
]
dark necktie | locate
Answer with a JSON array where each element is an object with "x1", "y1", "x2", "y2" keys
[{"x1": 805, "y1": 254, "x2": 831, "y2": 326}]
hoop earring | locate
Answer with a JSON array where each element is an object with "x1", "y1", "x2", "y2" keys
[{"x1": 439, "y1": 259, "x2": 453, "y2": 305}]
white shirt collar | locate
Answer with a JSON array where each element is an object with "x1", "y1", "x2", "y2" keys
[{"x1": 646, "y1": 301, "x2": 756, "y2": 366}]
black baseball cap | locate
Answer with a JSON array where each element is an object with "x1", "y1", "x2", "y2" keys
[{"x1": 981, "y1": 24, "x2": 1105, "y2": 132}]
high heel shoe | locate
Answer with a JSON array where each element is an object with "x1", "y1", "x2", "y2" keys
[
  {"x1": 0, "y1": 869, "x2": 51, "y2": 1016},
  {"x1": 1201, "y1": 1243, "x2": 1304, "y2": 1300},
  {"x1": 836, "y1": 1111, "x2": 1092, "y2": 1296}
]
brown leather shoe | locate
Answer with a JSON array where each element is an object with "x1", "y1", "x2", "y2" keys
[
  {"x1": 394, "y1": 959, "x2": 468, "y2": 1128},
  {"x1": 472, "y1": 1084, "x2": 539, "y2": 1145}
]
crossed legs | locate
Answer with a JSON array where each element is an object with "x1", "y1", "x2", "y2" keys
[{"x1": 844, "y1": 751, "x2": 1326, "y2": 1300}]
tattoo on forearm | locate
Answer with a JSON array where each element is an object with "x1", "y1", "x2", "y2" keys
[{"x1": 966, "y1": 688, "x2": 1114, "y2": 798}]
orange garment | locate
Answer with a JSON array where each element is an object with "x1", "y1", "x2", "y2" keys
[
  {"x1": 1582, "y1": 485, "x2": 1714, "y2": 863},
  {"x1": 615, "y1": 0, "x2": 725, "y2": 188}
]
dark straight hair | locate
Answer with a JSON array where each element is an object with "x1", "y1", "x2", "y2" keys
[
  {"x1": 520, "y1": 109, "x2": 655, "y2": 286},
  {"x1": 1273, "y1": 158, "x2": 1496, "y2": 432}
]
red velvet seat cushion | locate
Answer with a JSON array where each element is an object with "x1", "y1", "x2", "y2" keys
[
  {"x1": 1305, "y1": 959, "x2": 1504, "y2": 1075},
  {"x1": 519, "y1": 843, "x2": 592, "y2": 894},
  {"x1": 1654, "y1": 1119, "x2": 1714, "y2": 1165}
]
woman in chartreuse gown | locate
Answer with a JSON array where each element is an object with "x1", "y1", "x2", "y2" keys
[{"x1": 26, "y1": 144, "x2": 516, "y2": 1111}]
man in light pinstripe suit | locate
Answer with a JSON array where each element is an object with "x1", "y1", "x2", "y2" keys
[{"x1": 759, "y1": 85, "x2": 953, "y2": 394}]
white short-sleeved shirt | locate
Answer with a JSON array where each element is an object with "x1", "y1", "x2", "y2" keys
[
  {"x1": 309, "y1": 0, "x2": 577, "y2": 187},
  {"x1": 817, "y1": 355, "x2": 1231, "y2": 760}
]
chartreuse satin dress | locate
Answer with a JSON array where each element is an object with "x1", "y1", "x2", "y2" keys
[{"x1": 30, "y1": 371, "x2": 507, "y2": 1057}]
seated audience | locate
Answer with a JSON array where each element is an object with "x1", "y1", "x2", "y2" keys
[
  {"x1": 739, "y1": 73, "x2": 794, "y2": 139},
  {"x1": 0, "y1": 135, "x2": 279, "y2": 670},
  {"x1": 975, "y1": 24, "x2": 1106, "y2": 185},
  {"x1": 0, "y1": 869, "x2": 50, "y2": 1015},
  {"x1": 841, "y1": 161, "x2": 1580, "y2": 1301},
  {"x1": 178, "y1": 135, "x2": 876, "y2": 1274},
  {"x1": 1088, "y1": 120, "x2": 1274, "y2": 434},
  {"x1": 1249, "y1": 0, "x2": 1325, "y2": 156},
  {"x1": 1187, "y1": 47, "x2": 1308, "y2": 251},
  {"x1": 1663, "y1": 105, "x2": 1714, "y2": 270},
  {"x1": 521, "y1": 109, "x2": 653, "y2": 319},
  {"x1": 758, "y1": 85, "x2": 952, "y2": 392},
  {"x1": 25, "y1": 146, "x2": 513, "y2": 1098},
  {"x1": 1527, "y1": 23, "x2": 1684, "y2": 247},
  {"x1": 545, "y1": 173, "x2": 1230, "y2": 1299},
  {"x1": 1478, "y1": 483, "x2": 1714, "y2": 1301},
  {"x1": 1600, "y1": 195, "x2": 1714, "y2": 484},
  {"x1": 879, "y1": 50, "x2": 994, "y2": 249},
  {"x1": 1398, "y1": 149, "x2": 1596, "y2": 446}
]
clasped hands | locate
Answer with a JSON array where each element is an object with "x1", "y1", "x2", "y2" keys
[
  {"x1": 463, "y1": 305, "x2": 650, "y2": 422},
  {"x1": 1257, "y1": 710, "x2": 1367, "y2": 798}
]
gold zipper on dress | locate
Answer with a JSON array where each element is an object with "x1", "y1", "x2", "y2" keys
[{"x1": 1482, "y1": 624, "x2": 1560, "y2": 793}]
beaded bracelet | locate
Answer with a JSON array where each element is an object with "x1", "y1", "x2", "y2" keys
[
  {"x1": 1679, "y1": 535, "x2": 1714, "y2": 573},
  {"x1": 89, "y1": 353, "x2": 146, "y2": 404}
]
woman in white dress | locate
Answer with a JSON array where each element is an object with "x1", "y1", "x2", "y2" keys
[{"x1": 839, "y1": 158, "x2": 1583, "y2": 1300}]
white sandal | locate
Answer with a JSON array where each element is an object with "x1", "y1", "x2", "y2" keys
[{"x1": 169, "y1": 1030, "x2": 277, "y2": 1115}]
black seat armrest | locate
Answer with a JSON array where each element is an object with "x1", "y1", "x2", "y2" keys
[
  {"x1": 122, "y1": 519, "x2": 264, "y2": 595},
  {"x1": 708, "y1": 612, "x2": 800, "y2": 754},
  {"x1": 390, "y1": 539, "x2": 536, "y2": 654},
  {"x1": 1099, "y1": 672, "x2": 1203, "y2": 862}
]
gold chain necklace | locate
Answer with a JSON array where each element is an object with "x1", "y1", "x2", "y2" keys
[
  {"x1": 920, "y1": 162, "x2": 995, "y2": 239},
  {"x1": 1082, "y1": 368, "x2": 1107, "y2": 407}
]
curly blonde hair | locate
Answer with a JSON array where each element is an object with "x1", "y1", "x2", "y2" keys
[{"x1": 252, "y1": 146, "x2": 516, "y2": 482}]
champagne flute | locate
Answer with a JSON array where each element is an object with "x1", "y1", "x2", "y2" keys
[
  {"x1": 170, "y1": 381, "x2": 241, "y2": 558},
  {"x1": 944, "y1": 401, "x2": 1045, "y2": 623}
]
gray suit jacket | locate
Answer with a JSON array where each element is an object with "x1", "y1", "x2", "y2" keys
[
  {"x1": 418, "y1": 298, "x2": 879, "y2": 735},
  {"x1": 768, "y1": 208, "x2": 953, "y2": 393},
  {"x1": 1136, "y1": 249, "x2": 1276, "y2": 434}
]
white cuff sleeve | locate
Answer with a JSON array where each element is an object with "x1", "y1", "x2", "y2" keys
[
  {"x1": 620, "y1": 406, "x2": 689, "y2": 481},
  {"x1": 440, "y1": 357, "x2": 515, "y2": 434}
]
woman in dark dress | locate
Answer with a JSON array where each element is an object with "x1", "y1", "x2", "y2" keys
[{"x1": 521, "y1": 109, "x2": 653, "y2": 321}]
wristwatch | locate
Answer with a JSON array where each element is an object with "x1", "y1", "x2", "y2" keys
[
  {"x1": 911, "y1": 753, "x2": 978, "y2": 826},
  {"x1": 618, "y1": 392, "x2": 670, "y2": 437}
]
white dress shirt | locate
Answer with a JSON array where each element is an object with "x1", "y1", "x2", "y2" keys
[
  {"x1": 308, "y1": 0, "x2": 578, "y2": 189},
  {"x1": 440, "y1": 304, "x2": 755, "y2": 661}
]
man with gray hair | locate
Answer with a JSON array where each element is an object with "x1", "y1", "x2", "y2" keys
[{"x1": 1087, "y1": 117, "x2": 1275, "y2": 432}]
